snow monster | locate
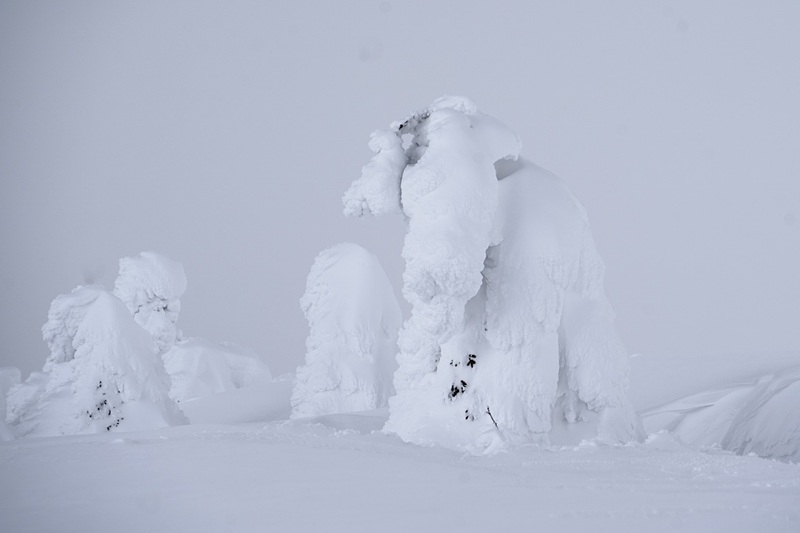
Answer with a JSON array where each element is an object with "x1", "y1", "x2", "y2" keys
[{"x1": 343, "y1": 96, "x2": 643, "y2": 453}]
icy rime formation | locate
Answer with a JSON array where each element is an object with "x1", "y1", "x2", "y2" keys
[
  {"x1": 291, "y1": 243, "x2": 402, "y2": 418},
  {"x1": 6, "y1": 286, "x2": 186, "y2": 437},
  {"x1": 113, "y1": 251, "x2": 187, "y2": 355},
  {"x1": 344, "y1": 96, "x2": 641, "y2": 451}
]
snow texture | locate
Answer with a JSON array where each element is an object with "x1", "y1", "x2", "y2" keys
[
  {"x1": 6, "y1": 286, "x2": 186, "y2": 438},
  {"x1": 345, "y1": 96, "x2": 640, "y2": 452},
  {"x1": 113, "y1": 251, "x2": 187, "y2": 355},
  {"x1": 291, "y1": 243, "x2": 402, "y2": 418},
  {"x1": 163, "y1": 338, "x2": 272, "y2": 403}
]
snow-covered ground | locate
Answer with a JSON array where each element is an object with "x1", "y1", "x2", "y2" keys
[{"x1": 3, "y1": 354, "x2": 800, "y2": 533}]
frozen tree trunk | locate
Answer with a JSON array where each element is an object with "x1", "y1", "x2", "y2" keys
[{"x1": 291, "y1": 243, "x2": 402, "y2": 418}]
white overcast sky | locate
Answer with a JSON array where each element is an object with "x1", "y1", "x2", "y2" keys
[{"x1": 1, "y1": 1, "x2": 798, "y2": 377}]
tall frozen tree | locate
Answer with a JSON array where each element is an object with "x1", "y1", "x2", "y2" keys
[
  {"x1": 291, "y1": 243, "x2": 402, "y2": 418},
  {"x1": 344, "y1": 96, "x2": 642, "y2": 452}
]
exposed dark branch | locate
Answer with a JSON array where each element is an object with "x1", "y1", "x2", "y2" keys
[{"x1": 485, "y1": 406, "x2": 499, "y2": 429}]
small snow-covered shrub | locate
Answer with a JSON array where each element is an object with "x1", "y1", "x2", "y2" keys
[
  {"x1": 6, "y1": 286, "x2": 186, "y2": 438},
  {"x1": 344, "y1": 96, "x2": 642, "y2": 452},
  {"x1": 291, "y1": 243, "x2": 402, "y2": 418}
]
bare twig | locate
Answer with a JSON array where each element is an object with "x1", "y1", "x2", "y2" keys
[{"x1": 485, "y1": 406, "x2": 499, "y2": 429}]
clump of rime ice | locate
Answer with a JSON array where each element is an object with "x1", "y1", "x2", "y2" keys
[
  {"x1": 6, "y1": 286, "x2": 186, "y2": 438},
  {"x1": 344, "y1": 96, "x2": 641, "y2": 452},
  {"x1": 113, "y1": 251, "x2": 187, "y2": 355},
  {"x1": 291, "y1": 243, "x2": 402, "y2": 418}
]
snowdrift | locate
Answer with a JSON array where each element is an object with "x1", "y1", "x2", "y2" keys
[{"x1": 642, "y1": 364, "x2": 800, "y2": 462}]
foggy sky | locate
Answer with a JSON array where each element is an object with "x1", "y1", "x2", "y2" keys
[{"x1": 1, "y1": 0, "x2": 798, "y2": 378}]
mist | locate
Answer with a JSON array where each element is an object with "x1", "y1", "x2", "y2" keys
[{"x1": 1, "y1": 0, "x2": 798, "y2": 379}]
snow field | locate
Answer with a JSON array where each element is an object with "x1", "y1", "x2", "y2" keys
[{"x1": 2, "y1": 404, "x2": 799, "y2": 533}]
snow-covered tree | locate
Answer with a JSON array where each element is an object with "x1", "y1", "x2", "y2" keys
[
  {"x1": 344, "y1": 96, "x2": 642, "y2": 452},
  {"x1": 113, "y1": 251, "x2": 187, "y2": 355},
  {"x1": 6, "y1": 286, "x2": 186, "y2": 437},
  {"x1": 291, "y1": 243, "x2": 402, "y2": 418}
]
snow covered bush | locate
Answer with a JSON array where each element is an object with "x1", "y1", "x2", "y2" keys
[
  {"x1": 113, "y1": 251, "x2": 187, "y2": 355},
  {"x1": 163, "y1": 338, "x2": 272, "y2": 403},
  {"x1": 6, "y1": 286, "x2": 186, "y2": 437},
  {"x1": 291, "y1": 243, "x2": 402, "y2": 418},
  {"x1": 344, "y1": 96, "x2": 642, "y2": 452}
]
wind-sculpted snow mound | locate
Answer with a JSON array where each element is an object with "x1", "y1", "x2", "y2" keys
[
  {"x1": 163, "y1": 338, "x2": 272, "y2": 403},
  {"x1": 292, "y1": 243, "x2": 402, "y2": 418},
  {"x1": 345, "y1": 96, "x2": 641, "y2": 452},
  {"x1": 6, "y1": 286, "x2": 186, "y2": 438},
  {"x1": 642, "y1": 364, "x2": 800, "y2": 462}
]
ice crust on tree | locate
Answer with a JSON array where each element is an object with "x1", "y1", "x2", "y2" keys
[
  {"x1": 291, "y1": 243, "x2": 402, "y2": 418},
  {"x1": 6, "y1": 286, "x2": 186, "y2": 438},
  {"x1": 344, "y1": 96, "x2": 641, "y2": 452},
  {"x1": 113, "y1": 251, "x2": 187, "y2": 355}
]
